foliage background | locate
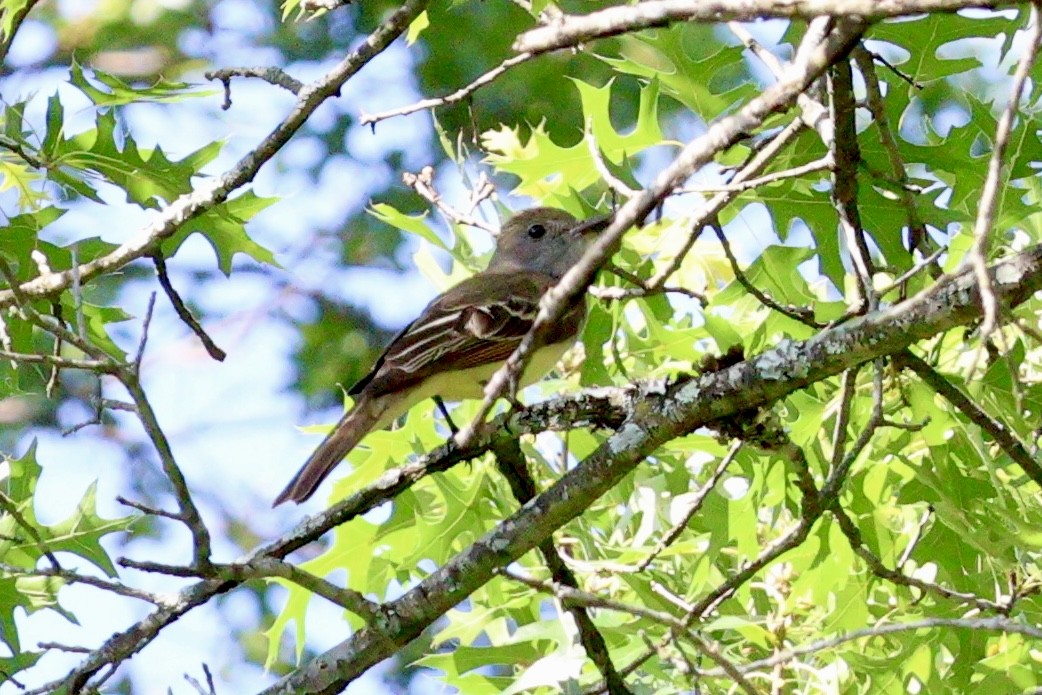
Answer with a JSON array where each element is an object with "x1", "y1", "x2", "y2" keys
[{"x1": 2, "y1": 1, "x2": 1042, "y2": 694}]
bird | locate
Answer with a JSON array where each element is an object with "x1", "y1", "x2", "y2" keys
[{"x1": 274, "y1": 207, "x2": 612, "y2": 505}]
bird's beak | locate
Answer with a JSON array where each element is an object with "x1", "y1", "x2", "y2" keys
[{"x1": 570, "y1": 213, "x2": 613, "y2": 237}]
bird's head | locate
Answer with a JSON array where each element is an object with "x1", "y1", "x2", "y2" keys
[{"x1": 486, "y1": 207, "x2": 612, "y2": 279}]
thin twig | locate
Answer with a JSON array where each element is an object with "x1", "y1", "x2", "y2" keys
[
  {"x1": 403, "y1": 166, "x2": 497, "y2": 234},
  {"x1": 895, "y1": 350, "x2": 1042, "y2": 489},
  {"x1": 965, "y1": 3, "x2": 1042, "y2": 339},
  {"x1": 589, "y1": 283, "x2": 706, "y2": 303},
  {"x1": 502, "y1": 569, "x2": 762, "y2": 695},
  {"x1": 492, "y1": 438, "x2": 633, "y2": 695},
  {"x1": 617, "y1": 441, "x2": 740, "y2": 573},
  {"x1": 728, "y1": 21, "x2": 832, "y2": 143},
  {"x1": 674, "y1": 156, "x2": 832, "y2": 194},
  {"x1": 116, "y1": 495, "x2": 185, "y2": 521},
  {"x1": 69, "y1": 245, "x2": 86, "y2": 342},
  {"x1": 0, "y1": 561, "x2": 166, "y2": 606},
  {"x1": 828, "y1": 58, "x2": 875, "y2": 311},
  {"x1": 152, "y1": 255, "x2": 226, "y2": 361},
  {"x1": 117, "y1": 558, "x2": 202, "y2": 577},
  {"x1": 777, "y1": 435, "x2": 820, "y2": 508},
  {"x1": 63, "y1": 397, "x2": 138, "y2": 435},
  {"x1": 133, "y1": 293, "x2": 157, "y2": 372},
  {"x1": 646, "y1": 119, "x2": 805, "y2": 290},
  {"x1": 0, "y1": 349, "x2": 115, "y2": 372},
  {"x1": 820, "y1": 362, "x2": 883, "y2": 502},
  {"x1": 873, "y1": 245, "x2": 947, "y2": 298},
  {"x1": 0, "y1": 133, "x2": 44, "y2": 167},
  {"x1": 852, "y1": 45, "x2": 936, "y2": 266},
  {"x1": 361, "y1": 52, "x2": 534, "y2": 126},
  {"x1": 37, "y1": 641, "x2": 92, "y2": 654},
  {"x1": 829, "y1": 369, "x2": 858, "y2": 471},
  {"x1": 831, "y1": 504, "x2": 1004, "y2": 612},
  {"x1": 120, "y1": 374, "x2": 213, "y2": 569},
  {"x1": 222, "y1": 557, "x2": 381, "y2": 623},
  {"x1": 594, "y1": 264, "x2": 707, "y2": 303},
  {"x1": 896, "y1": 505, "x2": 933, "y2": 570},
  {"x1": 868, "y1": 49, "x2": 923, "y2": 89},
  {"x1": 45, "y1": 301, "x2": 63, "y2": 397},
  {"x1": 204, "y1": 67, "x2": 304, "y2": 110},
  {"x1": 711, "y1": 220, "x2": 823, "y2": 327},
  {"x1": 700, "y1": 616, "x2": 1042, "y2": 677}
]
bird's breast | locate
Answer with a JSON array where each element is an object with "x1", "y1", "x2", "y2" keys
[{"x1": 416, "y1": 340, "x2": 572, "y2": 401}]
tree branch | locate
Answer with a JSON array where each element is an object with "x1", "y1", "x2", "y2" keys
[
  {"x1": 964, "y1": 2, "x2": 1042, "y2": 338},
  {"x1": 360, "y1": 52, "x2": 535, "y2": 126},
  {"x1": 515, "y1": 0, "x2": 1020, "y2": 54},
  {"x1": 895, "y1": 350, "x2": 1042, "y2": 489},
  {"x1": 457, "y1": 17, "x2": 866, "y2": 446},
  {"x1": 266, "y1": 242, "x2": 1042, "y2": 694},
  {"x1": 700, "y1": 616, "x2": 1042, "y2": 677},
  {"x1": 492, "y1": 438, "x2": 632, "y2": 695},
  {"x1": 0, "y1": 0, "x2": 431, "y2": 311},
  {"x1": 0, "y1": 0, "x2": 43, "y2": 67}
]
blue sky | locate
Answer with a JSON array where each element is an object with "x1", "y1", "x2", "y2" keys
[{"x1": 1, "y1": 3, "x2": 443, "y2": 692}]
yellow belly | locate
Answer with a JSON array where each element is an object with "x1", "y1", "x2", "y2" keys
[{"x1": 373, "y1": 340, "x2": 571, "y2": 430}]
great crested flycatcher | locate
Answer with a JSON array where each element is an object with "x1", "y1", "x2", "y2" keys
[{"x1": 274, "y1": 207, "x2": 611, "y2": 505}]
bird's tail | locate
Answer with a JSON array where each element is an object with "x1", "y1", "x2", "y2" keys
[{"x1": 273, "y1": 396, "x2": 387, "y2": 506}]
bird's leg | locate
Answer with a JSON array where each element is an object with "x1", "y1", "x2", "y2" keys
[{"x1": 432, "y1": 395, "x2": 459, "y2": 435}]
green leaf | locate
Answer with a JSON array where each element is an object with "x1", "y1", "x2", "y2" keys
[
  {"x1": 0, "y1": 442, "x2": 137, "y2": 656},
  {"x1": 712, "y1": 244, "x2": 818, "y2": 308},
  {"x1": 406, "y1": 11, "x2": 430, "y2": 45},
  {"x1": 44, "y1": 481, "x2": 134, "y2": 576},
  {"x1": 69, "y1": 60, "x2": 214, "y2": 107},
  {"x1": 602, "y1": 23, "x2": 758, "y2": 117},
  {"x1": 369, "y1": 204, "x2": 445, "y2": 249},
  {"x1": 483, "y1": 78, "x2": 663, "y2": 199},
  {"x1": 870, "y1": 13, "x2": 1020, "y2": 84},
  {"x1": 0, "y1": 104, "x2": 49, "y2": 209},
  {"x1": 163, "y1": 192, "x2": 279, "y2": 274},
  {"x1": 0, "y1": 0, "x2": 30, "y2": 38},
  {"x1": 41, "y1": 99, "x2": 222, "y2": 208},
  {"x1": 0, "y1": 648, "x2": 42, "y2": 685}
]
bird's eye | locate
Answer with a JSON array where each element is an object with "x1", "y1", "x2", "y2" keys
[{"x1": 527, "y1": 224, "x2": 547, "y2": 239}]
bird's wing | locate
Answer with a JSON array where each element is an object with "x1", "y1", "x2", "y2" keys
[{"x1": 353, "y1": 272, "x2": 571, "y2": 398}]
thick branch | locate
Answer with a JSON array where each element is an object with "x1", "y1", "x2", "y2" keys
[
  {"x1": 266, "y1": 243, "x2": 1042, "y2": 694},
  {"x1": 515, "y1": 0, "x2": 1019, "y2": 54},
  {"x1": 35, "y1": 389, "x2": 629, "y2": 695}
]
